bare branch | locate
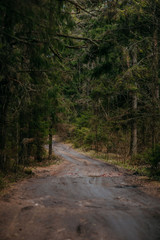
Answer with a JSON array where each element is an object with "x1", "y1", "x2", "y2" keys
[
  {"x1": 18, "y1": 70, "x2": 49, "y2": 73},
  {"x1": 56, "y1": 33, "x2": 99, "y2": 46},
  {"x1": 67, "y1": 0, "x2": 96, "y2": 16},
  {"x1": 49, "y1": 46, "x2": 63, "y2": 60},
  {"x1": 64, "y1": 44, "x2": 88, "y2": 49}
]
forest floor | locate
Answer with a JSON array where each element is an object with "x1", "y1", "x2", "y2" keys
[{"x1": 0, "y1": 141, "x2": 160, "y2": 240}]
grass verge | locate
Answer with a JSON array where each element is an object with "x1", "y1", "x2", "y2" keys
[{"x1": 65, "y1": 141, "x2": 160, "y2": 181}]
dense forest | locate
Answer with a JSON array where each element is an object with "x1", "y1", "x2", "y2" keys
[{"x1": 0, "y1": 0, "x2": 160, "y2": 175}]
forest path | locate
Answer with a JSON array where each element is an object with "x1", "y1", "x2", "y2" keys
[{"x1": 0, "y1": 141, "x2": 160, "y2": 240}]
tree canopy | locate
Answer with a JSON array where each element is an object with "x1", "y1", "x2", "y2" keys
[{"x1": 0, "y1": 0, "x2": 160, "y2": 173}]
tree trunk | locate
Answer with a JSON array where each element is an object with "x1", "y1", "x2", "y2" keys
[
  {"x1": 16, "y1": 120, "x2": 19, "y2": 169},
  {"x1": 0, "y1": 97, "x2": 8, "y2": 170},
  {"x1": 49, "y1": 124, "x2": 53, "y2": 159},
  {"x1": 0, "y1": 113, "x2": 7, "y2": 169},
  {"x1": 152, "y1": 11, "x2": 159, "y2": 149},
  {"x1": 130, "y1": 92, "x2": 138, "y2": 156},
  {"x1": 130, "y1": 46, "x2": 138, "y2": 157}
]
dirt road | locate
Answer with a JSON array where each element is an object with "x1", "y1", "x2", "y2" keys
[{"x1": 0, "y1": 141, "x2": 160, "y2": 240}]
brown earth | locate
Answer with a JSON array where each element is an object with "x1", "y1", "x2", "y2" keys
[{"x1": 0, "y1": 141, "x2": 160, "y2": 240}]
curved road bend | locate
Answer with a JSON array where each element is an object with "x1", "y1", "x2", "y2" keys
[{"x1": 0, "y1": 141, "x2": 160, "y2": 240}]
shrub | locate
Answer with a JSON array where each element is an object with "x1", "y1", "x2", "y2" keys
[{"x1": 146, "y1": 145, "x2": 160, "y2": 169}]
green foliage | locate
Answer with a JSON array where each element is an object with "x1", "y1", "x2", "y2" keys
[
  {"x1": 24, "y1": 168, "x2": 33, "y2": 175},
  {"x1": 59, "y1": 0, "x2": 160, "y2": 168},
  {"x1": 144, "y1": 146, "x2": 160, "y2": 169},
  {"x1": 133, "y1": 145, "x2": 160, "y2": 170},
  {"x1": 0, "y1": 0, "x2": 76, "y2": 171},
  {"x1": 1, "y1": 0, "x2": 160, "y2": 177}
]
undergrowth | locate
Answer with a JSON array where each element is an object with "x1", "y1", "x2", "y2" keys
[
  {"x1": 0, "y1": 167, "x2": 33, "y2": 192},
  {"x1": 67, "y1": 141, "x2": 160, "y2": 181},
  {"x1": 0, "y1": 152, "x2": 60, "y2": 192},
  {"x1": 95, "y1": 152, "x2": 160, "y2": 180}
]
